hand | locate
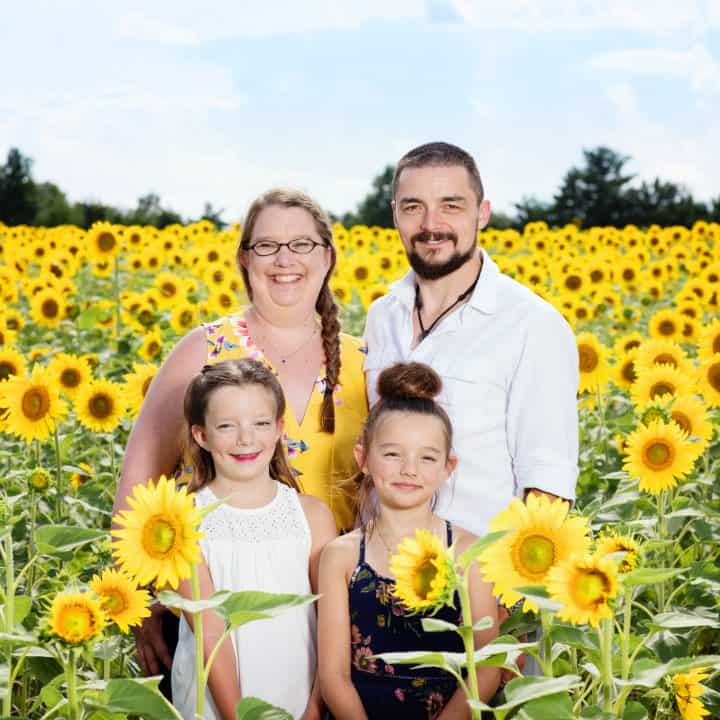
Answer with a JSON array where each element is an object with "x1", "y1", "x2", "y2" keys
[{"x1": 133, "y1": 603, "x2": 173, "y2": 676}]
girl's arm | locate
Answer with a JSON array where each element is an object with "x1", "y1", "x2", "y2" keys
[
  {"x1": 437, "y1": 535, "x2": 501, "y2": 719},
  {"x1": 177, "y1": 558, "x2": 240, "y2": 720},
  {"x1": 318, "y1": 538, "x2": 369, "y2": 720},
  {"x1": 298, "y1": 495, "x2": 339, "y2": 720}
]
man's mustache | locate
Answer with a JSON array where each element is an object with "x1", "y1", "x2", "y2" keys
[{"x1": 410, "y1": 230, "x2": 458, "y2": 246}]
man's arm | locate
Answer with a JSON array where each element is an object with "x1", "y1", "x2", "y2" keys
[{"x1": 507, "y1": 306, "x2": 579, "y2": 502}]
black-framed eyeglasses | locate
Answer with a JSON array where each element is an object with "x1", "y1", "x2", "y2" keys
[{"x1": 245, "y1": 239, "x2": 329, "y2": 256}]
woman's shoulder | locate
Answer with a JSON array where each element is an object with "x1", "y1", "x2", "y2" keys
[{"x1": 450, "y1": 523, "x2": 480, "y2": 553}]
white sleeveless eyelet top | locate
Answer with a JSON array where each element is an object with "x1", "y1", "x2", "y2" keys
[{"x1": 171, "y1": 483, "x2": 316, "y2": 719}]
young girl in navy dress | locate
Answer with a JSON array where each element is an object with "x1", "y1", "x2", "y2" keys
[
  {"x1": 318, "y1": 363, "x2": 500, "y2": 719},
  {"x1": 171, "y1": 359, "x2": 337, "y2": 720}
]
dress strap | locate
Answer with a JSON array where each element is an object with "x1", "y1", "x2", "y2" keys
[
  {"x1": 445, "y1": 519, "x2": 453, "y2": 546},
  {"x1": 359, "y1": 533, "x2": 367, "y2": 563}
]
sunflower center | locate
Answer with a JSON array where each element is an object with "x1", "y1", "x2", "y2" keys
[
  {"x1": 0, "y1": 361, "x2": 17, "y2": 380},
  {"x1": 22, "y1": 387, "x2": 50, "y2": 420},
  {"x1": 578, "y1": 345, "x2": 599, "y2": 373},
  {"x1": 60, "y1": 605, "x2": 94, "y2": 639},
  {"x1": 89, "y1": 393, "x2": 113, "y2": 419},
  {"x1": 622, "y1": 269, "x2": 635, "y2": 281},
  {"x1": 102, "y1": 589, "x2": 128, "y2": 614},
  {"x1": 61, "y1": 368, "x2": 81, "y2": 388},
  {"x1": 138, "y1": 310, "x2": 154, "y2": 327},
  {"x1": 354, "y1": 267, "x2": 369, "y2": 281},
  {"x1": 654, "y1": 354, "x2": 677, "y2": 367},
  {"x1": 515, "y1": 534, "x2": 556, "y2": 578},
  {"x1": 590, "y1": 270, "x2": 603, "y2": 283},
  {"x1": 671, "y1": 412, "x2": 691, "y2": 435},
  {"x1": 622, "y1": 361, "x2": 637, "y2": 383},
  {"x1": 161, "y1": 282, "x2": 177, "y2": 297},
  {"x1": 571, "y1": 569, "x2": 608, "y2": 608},
  {"x1": 179, "y1": 311, "x2": 193, "y2": 326},
  {"x1": 650, "y1": 382, "x2": 675, "y2": 399},
  {"x1": 708, "y1": 362, "x2": 720, "y2": 392},
  {"x1": 643, "y1": 441, "x2": 674, "y2": 470},
  {"x1": 42, "y1": 299, "x2": 59, "y2": 318},
  {"x1": 141, "y1": 377, "x2": 153, "y2": 397},
  {"x1": 146, "y1": 341, "x2": 161, "y2": 357},
  {"x1": 207, "y1": 251, "x2": 219, "y2": 262},
  {"x1": 381, "y1": 258, "x2": 392, "y2": 270},
  {"x1": 565, "y1": 275, "x2": 581, "y2": 291},
  {"x1": 412, "y1": 559, "x2": 438, "y2": 600},
  {"x1": 658, "y1": 320, "x2": 676, "y2": 336},
  {"x1": 142, "y1": 516, "x2": 178, "y2": 557},
  {"x1": 97, "y1": 232, "x2": 116, "y2": 252}
]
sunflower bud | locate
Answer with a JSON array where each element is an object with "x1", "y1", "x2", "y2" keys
[{"x1": 28, "y1": 466, "x2": 52, "y2": 492}]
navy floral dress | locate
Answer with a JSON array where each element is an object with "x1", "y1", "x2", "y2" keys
[{"x1": 349, "y1": 522, "x2": 464, "y2": 720}]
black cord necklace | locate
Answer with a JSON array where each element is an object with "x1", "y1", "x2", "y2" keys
[{"x1": 415, "y1": 265, "x2": 482, "y2": 343}]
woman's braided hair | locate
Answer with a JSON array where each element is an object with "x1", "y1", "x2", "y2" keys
[{"x1": 237, "y1": 189, "x2": 340, "y2": 433}]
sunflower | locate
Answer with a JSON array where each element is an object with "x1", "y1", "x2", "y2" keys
[
  {"x1": 623, "y1": 419, "x2": 698, "y2": 495},
  {"x1": 630, "y1": 363, "x2": 694, "y2": 408},
  {"x1": 0, "y1": 366, "x2": 67, "y2": 442},
  {"x1": 89, "y1": 568, "x2": 152, "y2": 633},
  {"x1": 123, "y1": 362, "x2": 158, "y2": 417},
  {"x1": 696, "y1": 356, "x2": 720, "y2": 408},
  {"x1": 576, "y1": 332, "x2": 611, "y2": 393},
  {"x1": 389, "y1": 529, "x2": 456, "y2": 613},
  {"x1": 697, "y1": 318, "x2": 720, "y2": 362},
  {"x1": 673, "y1": 667, "x2": 710, "y2": 720},
  {"x1": 359, "y1": 283, "x2": 388, "y2": 311},
  {"x1": 74, "y1": 379, "x2": 125, "y2": 432},
  {"x1": 593, "y1": 532, "x2": 639, "y2": 573},
  {"x1": 29, "y1": 288, "x2": 67, "y2": 329},
  {"x1": 0, "y1": 326, "x2": 17, "y2": 347},
  {"x1": 546, "y1": 554, "x2": 618, "y2": 627},
  {"x1": 169, "y1": 302, "x2": 198, "y2": 335},
  {"x1": 111, "y1": 475, "x2": 203, "y2": 589},
  {"x1": 478, "y1": 494, "x2": 590, "y2": 612},
  {"x1": 70, "y1": 462, "x2": 94, "y2": 491},
  {"x1": 634, "y1": 339, "x2": 692, "y2": 375},
  {"x1": 330, "y1": 277, "x2": 352, "y2": 305},
  {"x1": 153, "y1": 272, "x2": 185, "y2": 309},
  {"x1": 138, "y1": 329, "x2": 164, "y2": 363},
  {"x1": 28, "y1": 466, "x2": 52, "y2": 492},
  {"x1": 668, "y1": 395, "x2": 714, "y2": 454},
  {"x1": 0, "y1": 347, "x2": 27, "y2": 381},
  {"x1": 47, "y1": 591, "x2": 106, "y2": 645},
  {"x1": 613, "y1": 331, "x2": 645, "y2": 356},
  {"x1": 47, "y1": 353, "x2": 92, "y2": 399},
  {"x1": 613, "y1": 348, "x2": 638, "y2": 390},
  {"x1": 648, "y1": 308, "x2": 684, "y2": 341},
  {"x1": 87, "y1": 221, "x2": 122, "y2": 262}
]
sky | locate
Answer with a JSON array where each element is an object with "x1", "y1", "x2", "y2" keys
[{"x1": 1, "y1": 1, "x2": 719, "y2": 223}]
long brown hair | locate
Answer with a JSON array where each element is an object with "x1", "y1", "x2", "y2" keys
[
  {"x1": 237, "y1": 189, "x2": 341, "y2": 434},
  {"x1": 353, "y1": 362, "x2": 453, "y2": 528},
  {"x1": 183, "y1": 359, "x2": 299, "y2": 492}
]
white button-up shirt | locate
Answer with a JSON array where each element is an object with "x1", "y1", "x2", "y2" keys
[{"x1": 364, "y1": 250, "x2": 579, "y2": 536}]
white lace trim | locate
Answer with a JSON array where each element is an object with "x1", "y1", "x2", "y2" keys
[{"x1": 195, "y1": 484, "x2": 309, "y2": 543}]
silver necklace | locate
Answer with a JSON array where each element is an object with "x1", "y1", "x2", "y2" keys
[{"x1": 252, "y1": 314, "x2": 319, "y2": 365}]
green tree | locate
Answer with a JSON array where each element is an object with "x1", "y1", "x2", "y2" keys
[
  {"x1": 197, "y1": 202, "x2": 227, "y2": 229},
  {"x1": 33, "y1": 182, "x2": 82, "y2": 226},
  {"x1": 343, "y1": 165, "x2": 395, "y2": 228},
  {"x1": 0, "y1": 147, "x2": 37, "y2": 224}
]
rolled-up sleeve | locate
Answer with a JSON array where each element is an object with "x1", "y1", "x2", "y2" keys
[{"x1": 506, "y1": 307, "x2": 579, "y2": 500}]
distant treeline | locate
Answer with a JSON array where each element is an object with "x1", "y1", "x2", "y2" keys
[{"x1": 1, "y1": 146, "x2": 718, "y2": 230}]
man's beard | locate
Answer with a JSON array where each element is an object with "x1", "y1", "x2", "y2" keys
[{"x1": 408, "y1": 230, "x2": 476, "y2": 280}]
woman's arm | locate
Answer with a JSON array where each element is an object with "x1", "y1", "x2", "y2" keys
[
  {"x1": 317, "y1": 538, "x2": 368, "y2": 720},
  {"x1": 299, "y1": 495, "x2": 339, "y2": 720},
  {"x1": 437, "y1": 533, "x2": 501, "y2": 719},
  {"x1": 177, "y1": 559, "x2": 240, "y2": 720},
  {"x1": 114, "y1": 326, "x2": 207, "y2": 518}
]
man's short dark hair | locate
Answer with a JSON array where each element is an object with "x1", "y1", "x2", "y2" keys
[{"x1": 392, "y1": 142, "x2": 484, "y2": 203}]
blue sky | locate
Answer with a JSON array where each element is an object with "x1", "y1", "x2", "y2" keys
[{"x1": 1, "y1": 1, "x2": 718, "y2": 222}]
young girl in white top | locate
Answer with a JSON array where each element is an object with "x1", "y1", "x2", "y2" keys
[
  {"x1": 171, "y1": 359, "x2": 336, "y2": 720},
  {"x1": 317, "y1": 362, "x2": 500, "y2": 719}
]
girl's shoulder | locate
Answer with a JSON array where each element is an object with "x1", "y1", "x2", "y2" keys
[
  {"x1": 450, "y1": 523, "x2": 479, "y2": 554},
  {"x1": 321, "y1": 528, "x2": 362, "y2": 568},
  {"x1": 297, "y1": 493, "x2": 336, "y2": 532}
]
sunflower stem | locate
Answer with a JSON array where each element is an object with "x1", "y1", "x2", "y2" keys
[
  {"x1": 27, "y1": 488, "x2": 37, "y2": 592},
  {"x1": 594, "y1": 385, "x2": 610, "y2": 468},
  {"x1": 656, "y1": 490, "x2": 667, "y2": 612},
  {"x1": 599, "y1": 616, "x2": 615, "y2": 712},
  {"x1": 108, "y1": 432, "x2": 116, "y2": 486},
  {"x1": 53, "y1": 425, "x2": 64, "y2": 519},
  {"x1": 2, "y1": 532, "x2": 14, "y2": 716},
  {"x1": 458, "y1": 572, "x2": 482, "y2": 719},
  {"x1": 620, "y1": 584, "x2": 632, "y2": 681},
  {"x1": 190, "y1": 562, "x2": 205, "y2": 719},
  {"x1": 66, "y1": 647, "x2": 80, "y2": 720},
  {"x1": 113, "y1": 255, "x2": 122, "y2": 340},
  {"x1": 540, "y1": 609, "x2": 554, "y2": 677}
]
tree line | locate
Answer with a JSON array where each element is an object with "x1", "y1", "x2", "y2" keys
[{"x1": 1, "y1": 146, "x2": 718, "y2": 230}]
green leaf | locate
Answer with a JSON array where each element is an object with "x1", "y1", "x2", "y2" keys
[
  {"x1": 374, "y1": 650, "x2": 464, "y2": 671},
  {"x1": 648, "y1": 611, "x2": 719, "y2": 631},
  {"x1": 39, "y1": 682, "x2": 64, "y2": 709},
  {"x1": 0, "y1": 631, "x2": 38, "y2": 647},
  {"x1": 235, "y1": 697, "x2": 293, "y2": 720},
  {"x1": 103, "y1": 677, "x2": 183, "y2": 719},
  {"x1": 550, "y1": 624, "x2": 600, "y2": 651},
  {"x1": 11, "y1": 595, "x2": 32, "y2": 625},
  {"x1": 623, "y1": 567, "x2": 685, "y2": 587},
  {"x1": 35, "y1": 525, "x2": 106, "y2": 555},
  {"x1": 516, "y1": 692, "x2": 574, "y2": 720},
  {"x1": 156, "y1": 589, "x2": 232, "y2": 614},
  {"x1": 76, "y1": 306, "x2": 108, "y2": 329},
  {"x1": 216, "y1": 591, "x2": 318, "y2": 629},
  {"x1": 579, "y1": 707, "x2": 617, "y2": 719},
  {"x1": 622, "y1": 701, "x2": 648, "y2": 720},
  {"x1": 622, "y1": 655, "x2": 720, "y2": 688},
  {"x1": 421, "y1": 617, "x2": 459, "y2": 633},
  {"x1": 456, "y1": 530, "x2": 508, "y2": 569},
  {"x1": 494, "y1": 675, "x2": 582, "y2": 711},
  {"x1": 515, "y1": 586, "x2": 563, "y2": 612}
]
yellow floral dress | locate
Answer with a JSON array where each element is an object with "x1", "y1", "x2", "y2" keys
[{"x1": 199, "y1": 311, "x2": 368, "y2": 530}]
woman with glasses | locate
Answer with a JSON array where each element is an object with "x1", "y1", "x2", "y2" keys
[{"x1": 115, "y1": 189, "x2": 368, "y2": 705}]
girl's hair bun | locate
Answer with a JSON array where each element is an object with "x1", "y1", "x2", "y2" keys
[{"x1": 376, "y1": 362, "x2": 442, "y2": 401}]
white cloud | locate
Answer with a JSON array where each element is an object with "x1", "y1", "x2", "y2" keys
[
  {"x1": 451, "y1": 0, "x2": 707, "y2": 34},
  {"x1": 589, "y1": 43, "x2": 720, "y2": 95}
]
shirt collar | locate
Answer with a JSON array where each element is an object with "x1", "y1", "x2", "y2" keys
[{"x1": 389, "y1": 248, "x2": 499, "y2": 315}]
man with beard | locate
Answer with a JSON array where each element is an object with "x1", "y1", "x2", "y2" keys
[{"x1": 363, "y1": 142, "x2": 579, "y2": 535}]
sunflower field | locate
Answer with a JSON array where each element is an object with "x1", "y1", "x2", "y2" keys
[{"x1": 1, "y1": 219, "x2": 719, "y2": 719}]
